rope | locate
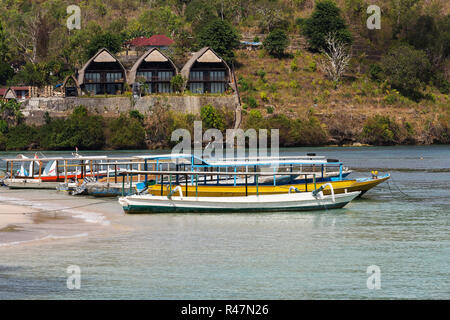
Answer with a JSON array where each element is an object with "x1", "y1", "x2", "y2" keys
[
  {"x1": 385, "y1": 177, "x2": 413, "y2": 199},
  {"x1": 0, "y1": 199, "x2": 107, "y2": 215}
]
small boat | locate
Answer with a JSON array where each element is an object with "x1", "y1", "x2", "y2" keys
[
  {"x1": 119, "y1": 184, "x2": 361, "y2": 214},
  {"x1": 147, "y1": 174, "x2": 390, "y2": 198}
]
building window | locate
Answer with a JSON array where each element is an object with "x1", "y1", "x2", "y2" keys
[
  {"x1": 190, "y1": 82, "x2": 204, "y2": 93},
  {"x1": 190, "y1": 71, "x2": 203, "y2": 81},
  {"x1": 210, "y1": 82, "x2": 225, "y2": 93},
  {"x1": 137, "y1": 71, "x2": 152, "y2": 81},
  {"x1": 210, "y1": 71, "x2": 225, "y2": 81},
  {"x1": 85, "y1": 72, "x2": 100, "y2": 82},
  {"x1": 106, "y1": 84, "x2": 122, "y2": 94},
  {"x1": 158, "y1": 71, "x2": 172, "y2": 82},
  {"x1": 136, "y1": 70, "x2": 173, "y2": 93},
  {"x1": 158, "y1": 83, "x2": 172, "y2": 93},
  {"x1": 85, "y1": 84, "x2": 99, "y2": 94},
  {"x1": 106, "y1": 72, "x2": 122, "y2": 82}
]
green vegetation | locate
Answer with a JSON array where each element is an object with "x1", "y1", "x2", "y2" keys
[
  {"x1": 170, "y1": 74, "x2": 186, "y2": 93},
  {"x1": 380, "y1": 45, "x2": 431, "y2": 101},
  {"x1": 244, "y1": 111, "x2": 328, "y2": 146},
  {"x1": 86, "y1": 32, "x2": 123, "y2": 57},
  {"x1": 108, "y1": 112, "x2": 146, "y2": 149},
  {"x1": 302, "y1": 0, "x2": 352, "y2": 51},
  {"x1": 197, "y1": 19, "x2": 240, "y2": 63},
  {"x1": 263, "y1": 29, "x2": 289, "y2": 58},
  {"x1": 361, "y1": 115, "x2": 420, "y2": 145},
  {"x1": 0, "y1": 0, "x2": 448, "y2": 147},
  {"x1": 200, "y1": 104, "x2": 225, "y2": 130},
  {"x1": 39, "y1": 106, "x2": 105, "y2": 150}
]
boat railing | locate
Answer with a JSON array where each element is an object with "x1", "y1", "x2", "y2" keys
[
  {"x1": 167, "y1": 186, "x2": 183, "y2": 199},
  {"x1": 312, "y1": 182, "x2": 335, "y2": 203},
  {"x1": 119, "y1": 170, "x2": 320, "y2": 198}
]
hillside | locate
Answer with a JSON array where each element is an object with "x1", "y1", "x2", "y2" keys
[
  {"x1": 235, "y1": 49, "x2": 449, "y2": 145},
  {"x1": 0, "y1": 0, "x2": 449, "y2": 150}
]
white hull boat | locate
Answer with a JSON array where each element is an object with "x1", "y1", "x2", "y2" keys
[{"x1": 119, "y1": 184, "x2": 360, "y2": 214}]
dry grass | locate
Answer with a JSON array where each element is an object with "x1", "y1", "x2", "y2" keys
[{"x1": 235, "y1": 49, "x2": 449, "y2": 144}]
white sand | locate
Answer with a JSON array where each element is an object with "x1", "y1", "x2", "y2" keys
[{"x1": 0, "y1": 204, "x2": 36, "y2": 229}]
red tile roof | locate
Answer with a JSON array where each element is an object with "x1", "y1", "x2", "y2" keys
[{"x1": 126, "y1": 35, "x2": 174, "y2": 47}]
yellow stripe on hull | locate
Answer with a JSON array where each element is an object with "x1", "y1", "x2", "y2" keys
[{"x1": 148, "y1": 176, "x2": 390, "y2": 197}]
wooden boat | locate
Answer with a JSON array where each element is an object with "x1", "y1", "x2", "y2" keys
[
  {"x1": 119, "y1": 184, "x2": 361, "y2": 214},
  {"x1": 147, "y1": 174, "x2": 390, "y2": 198}
]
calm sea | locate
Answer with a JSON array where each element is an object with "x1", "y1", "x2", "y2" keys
[{"x1": 0, "y1": 145, "x2": 449, "y2": 299}]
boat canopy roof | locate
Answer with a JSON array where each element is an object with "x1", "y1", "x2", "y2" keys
[
  {"x1": 2, "y1": 153, "x2": 342, "y2": 166},
  {"x1": 204, "y1": 159, "x2": 338, "y2": 167}
]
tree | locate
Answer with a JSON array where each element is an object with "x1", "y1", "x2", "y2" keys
[
  {"x1": 197, "y1": 19, "x2": 240, "y2": 63},
  {"x1": 302, "y1": 0, "x2": 352, "y2": 51},
  {"x1": 0, "y1": 62, "x2": 14, "y2": 85},
  {"x1": 136, "y1": 6, "x2": 183, "y2": 38},
  {"x1": 407, "y1": 14, "x2": 450, "y2": 67},
  {"x1": 12, "y1": 61, "x2": 62, "y2": 86},
  {"x1": 263, "y1": 29, "x2": 289, "y2": 58},
  {"x1": 318, "y1": 32, "x2": 351, "y2": 83},
  {"x1": 170, "y1": 74, "x2": 186, "y2": 93},
  {"x1": 200, "y1": 104, "x2": 225, "y2": 130},
  {"x1": 108, "y1": 113, "x2": 146, "y2": 149},
  {"x1": 0, "y1": 21, "x2": 10, "y2": 63},
  {"x1": 86, "y1": 32, "x2": 123, "y2": 57},
  {"x1": 381, "y1": 45, "x2": 432, "y2": 101},
  {"x1": 0, "y1": 99, "x2": 23, "y2": 126},
  {"x1": 256, "y1": 0, "x2": 287, "y2": 33},
  {"x1": 39, "y1": 106, "x2": 105, "y2": 150}
]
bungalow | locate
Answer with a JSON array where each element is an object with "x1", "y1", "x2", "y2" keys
[
  {"x1": 180, "y1": 47, "x2": 234, "y2": 94},
  {"x1": 0, "y1": 86, "x2": 30, "y2": 101},
  {"x1": 61, "y1": 75, "x2": 81, "y2": 97},
  {"x1": 128, "y1": 47, "x2": 177, "y2": 93},
  {"x1": 77, "y1": 48, "x2": 127, "y2": 95}
]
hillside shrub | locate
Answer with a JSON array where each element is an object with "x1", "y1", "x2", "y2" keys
[
  {"x1": 200, "y1": 104, "x2": 225, "y2": 130},
  {"x1": 362, "y1": 115, "x2": 401, "y2": 145},
  {"x1": 380, "y1": 45, "x2": 431, "y2": 101},
  {"x1": 302, "y1": 0, "x2": 352, "y2": 51},
  {"x1": 108, "y1": 113, "x2": 146, "y2": 149},
  {"x1": 263, "y1": 29, "x2": 289, "y2": 58}
]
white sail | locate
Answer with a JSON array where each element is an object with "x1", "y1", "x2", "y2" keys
[{"x1": 43, "y1": 160, "x2": 57, "y2": 176}]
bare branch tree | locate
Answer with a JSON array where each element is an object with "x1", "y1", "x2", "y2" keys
[{"x1": 318, "y1": 32, "x2": 352, "y2": 84}]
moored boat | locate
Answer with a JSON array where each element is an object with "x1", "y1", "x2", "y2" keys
[
  {"x1": 119, "y1": 184, "x2": 361, "y2": 214},
  {"x1": 147, "y1": 174, "x2": 390, "y2": 198}
]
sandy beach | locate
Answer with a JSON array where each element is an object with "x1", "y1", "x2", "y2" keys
[
  {"x1": 0, "y1": 188, "x2": 115, "y2": 247},
  {"x1": 0, "y1": 204, "x2": 36, "y2": 230}
]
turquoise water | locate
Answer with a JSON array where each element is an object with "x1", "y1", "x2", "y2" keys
[{"x1": 0, "y1": 145, "x2": 449, "y2": 299}]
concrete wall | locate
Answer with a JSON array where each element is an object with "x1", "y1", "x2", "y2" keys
[{"x1": 21, "y1": 95, "x2": 240, "y2": 126}]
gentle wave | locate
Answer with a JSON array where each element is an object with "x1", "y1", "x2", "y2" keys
[
  {"x1": 0, "y1": 233, "x2": 88, "y2": 247},
  {"x1": 0, "y1": 194, "x2": 109, "y2": 226}
]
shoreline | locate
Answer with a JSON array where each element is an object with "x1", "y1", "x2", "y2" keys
[
  {"x1": 0, "y1": 204, "x2": 36, "y2": 230},
  {"x1": 0, "y1": 188, "x2": 114, "y2": 247}
]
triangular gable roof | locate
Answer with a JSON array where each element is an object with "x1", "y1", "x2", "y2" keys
[
  {"x1": 4, "y1": 88, "x2": 17, "y2": 99},
  {"x1": 77, "y1": 48, "x2": 127, "y2": 85},
  {"x1": 128, "y1": 47, "x2": 178, "y2": 84},
  {"x1": 180, "y1": 47, "x2": 231, "y2": 80}
]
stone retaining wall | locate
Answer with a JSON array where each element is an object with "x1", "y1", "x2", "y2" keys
[{"x1": 21, "y1": 95, "x2": 240, "y2": 126}]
